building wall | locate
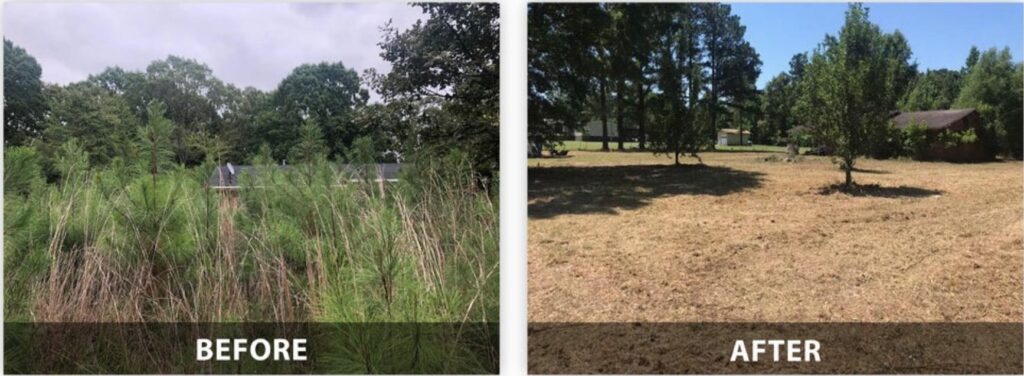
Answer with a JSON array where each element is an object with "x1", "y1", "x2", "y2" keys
[
  {"x1": 717, "y1": 132, "x2": 748, "y2": 146},
  {"x1": 924, "y1": 113, "x2": 995, "y2": 162}
]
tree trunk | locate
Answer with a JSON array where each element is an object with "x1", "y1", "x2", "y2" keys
[
  {"x1": 600, "y1": 78, "x2": 609, "y2": 152},
  {"x1": 844, "y1": 158, "x2": 854, "y2": 188},
  {"x1": 636, "y1": 80, "x2": 646, "y2": 151},
  {"x1": 616, "y1": 78, "x2": 625, "y2": 151}
]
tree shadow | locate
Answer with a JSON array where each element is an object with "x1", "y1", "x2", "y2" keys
[
  {"x1": 529, "y1": 164, "x2": 764, "y2": 219},
  {"x1": 817, "y1": 183, "x2": 942, "y2": 198},
  {"x1": 850, "y1": 167, "x2": 889, "y2": 174}
]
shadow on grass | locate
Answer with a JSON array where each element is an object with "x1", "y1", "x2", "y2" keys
[
  {"x1": 817, "y1": 183, "x2": 942, "y2": 198},
  {"x1": 529, "y1": 164, "x2": 764, "y2": 219},
  {"x1": 850, "y1": 167, "x2": 890, "y2": 174}
]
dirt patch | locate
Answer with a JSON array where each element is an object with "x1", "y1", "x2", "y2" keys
[{"x1": 528, "y1": 151, "x2": 1023, "y2": 322}]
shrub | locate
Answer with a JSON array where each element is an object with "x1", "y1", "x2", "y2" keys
[{"x1": 902, "y1": 121, "x2": 930, "y2": 160}]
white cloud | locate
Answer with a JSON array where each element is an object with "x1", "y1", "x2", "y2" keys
[{"x1": 3, "y1": 2, "x2": 425, "y2": 100}]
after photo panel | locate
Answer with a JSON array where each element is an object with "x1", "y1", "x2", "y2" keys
[{"x1": 527, "y1": 2, "x2": 1023, "y2": 374}]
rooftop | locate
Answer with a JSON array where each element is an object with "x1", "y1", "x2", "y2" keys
[
  {"x1": 891, "y1": 109, "x2": 977, "y2": 130},
  {"x1": 208, "y1": 163, "x2": 404, "y2": 189}
]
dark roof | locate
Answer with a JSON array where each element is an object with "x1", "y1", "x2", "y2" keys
[
  {"x1": 891, "y1": 109, "x2": 977, "y2": 130},
  {"x1": 209, "y1": 163, "x2": 404, "y2": 188}
]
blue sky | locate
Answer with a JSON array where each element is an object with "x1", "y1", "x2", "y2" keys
[{"x1": 731, "y1": 3, "x2": 1024, "y2": 89}]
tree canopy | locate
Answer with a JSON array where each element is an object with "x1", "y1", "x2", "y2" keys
[
  {"x1": 527, "y1": 3, "x2": 761, "y2": 163},
  {"x1": 4, "y1": 39, "x2": 48, "y2": 146},
  {"x1": 3, "y1": 3, "x2": 499, "y2": 178}
]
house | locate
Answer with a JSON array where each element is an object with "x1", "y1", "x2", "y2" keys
[
  {"x1": 890, "y1": 109, "x2": 993, "y2": 162},
  {"x1": 208, "y1": 163, "x2": 404, "y2": 191},
  {"x1": 717, "y1": 128, "x2": 751, "y2": 146},
  {"x1": 574, "y1": 120, "x2": 621, "y2": 142}
]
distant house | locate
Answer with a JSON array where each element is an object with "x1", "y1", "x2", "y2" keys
[
  {"x1": 891, "y1": 109, "x2": 993, "y2": 162},
  {"x1": 208, "y1": 163, "x2": 404, "y2": 191},
  {"x1": 717, "y1": 128, "x2": 751, "y2": 146},
  {"x1": 574, "y1": 120, "x2": 621, "y2": 142}
]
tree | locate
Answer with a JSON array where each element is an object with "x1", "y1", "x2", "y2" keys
[
  {"x1": 4, "y1": 39, "x2": 48, "y2": 146},
  {"x1": 143, "y1": 56, "x2": 233, "y2": 164},
  {"x1": 901, "y1": 69, "x2": 962, "y2": 111},
  {"x1": 288, "y1": 118, "x2": 328, "y2": 164},
  {"x1": 954, "y1": 47, "x2": 1023, "y2": 159},
  {"x1": 699, "y1": 4, "x2": 762, "y2": 147},
  {"x1": 138, "y1": 101, "x2": 176, "y2": 181},
  {"x1": 271, "y1": 62, "x2": 367, "y2": 160},
  {"x1": 528, "y1": 3, "x2": 607, "y2": 152},
  {"x1": 374, "y1": 3, "x2": 499, "y2": 174},
  {"x1": 760, "y1": 73, "x2": 795, "y2": 144},
  {"x1": 647, "y1": 4, "x2": 707, "y2": 165},
  {"x1": 41, "y1": 82, "x2": 140, "y2": 167},
  {"x1": 796, "y1": 4, "x2": 896, "y2": 188},
  {"x1": 963, "y1": 46, "x2": 981, "y2": 74}
]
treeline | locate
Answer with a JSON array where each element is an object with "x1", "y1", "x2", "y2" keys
[
  {"x1": 3, "y1": 3, "x2": 499, "y2": 180},
  {"x1": 529, "y1": 2, "x2": 762, "y2": 164},
  {"x1": 529, "y1": 3, "x2": 1024, "y2": 165}
]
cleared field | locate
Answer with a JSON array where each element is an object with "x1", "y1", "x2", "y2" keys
[
  {"x1": 555, "y1": 140, "x2": 809, "y2": 154},
  {"x1": 528, "y1": 151, "x2": 1023, "y2": 322}
]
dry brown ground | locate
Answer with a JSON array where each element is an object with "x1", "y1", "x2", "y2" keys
[{"x1": 528, "y1": 151, "x2": 1023, "y2": 322}]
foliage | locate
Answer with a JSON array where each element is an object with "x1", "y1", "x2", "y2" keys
[
  {"x1": 372, "y1": 3, "x2": 499, "y2": 175},
  {"x1": 138, "y1": 101, "x2": 176, "y2": 178},
  {"x1": 938, "y1": 128, "x2": 979, "y2": 148},
  {"x1": 288, "y1": 117, "x2": 329, "y2": 164},
  {"x1": 4, "y1": 39, "x2": 48, "y2": 146},
  {"x1": 528, "y1": 3, "x2": 610, "y2": 152},
  {"x1": 41, "y1": 82, "x2": 140, "y2": 167},
  {"x1": 269, "y1": 62, "x2": 368, "y2": 160},
  {"x1": 5, "y1": 150, "x2": 497, "y2": 372},
  {"x1": 901, "y1": 121, "x2": 930, "y2": 160},
  {"x1": 795, "y1": 4, "x2": 904, "y2": 187},
  {"x1": 901, "y1": 69, "x2": 963, "y2": 111},
  {"x1": 954, "y1": 47, "x2": 1023, "y2": 159},
  {"x1": 527, "y1": 3, "x2": 761, "y2": 163}
]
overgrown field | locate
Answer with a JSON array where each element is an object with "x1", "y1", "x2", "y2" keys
[
  {"x1": 529, "y1": 150, "x2": 1022, "y2": 322},
  {"x1": 4, "y1": 149, "x2": 498, "y2": 372}
]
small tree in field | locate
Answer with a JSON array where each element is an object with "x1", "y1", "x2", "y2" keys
[
  {"x1": 796, "y1": 4, "x2": 895, "y2": 188},
  {"x1": 138, "y1": 101, "x2": 175, "y2": 182}
]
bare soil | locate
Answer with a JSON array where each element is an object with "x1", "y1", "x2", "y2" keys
[{"x1": 528, "y1": 151, "x2": 1023, "y2": 322}]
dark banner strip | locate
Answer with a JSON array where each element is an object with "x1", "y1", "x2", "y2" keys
[
  {"x1": 528, "y1": 322, "x2": 1023, "y2": 374},
  {"x1": 4, "y1": 322, "x2": 498, "y2": 374}
]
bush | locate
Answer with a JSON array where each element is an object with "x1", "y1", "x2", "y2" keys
[
  {"x1": 902, "y1": 122, "x2": 929, "y2": 160},
  {"x1": 4, "y1": 146, "x2": 45, "y2": 197}
]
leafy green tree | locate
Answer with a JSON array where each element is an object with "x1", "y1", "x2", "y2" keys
[
  {"x1": 954, "y1": 47, "x2": 1023, "y2": 159},
  {"x1": 41, "y1": 82, "x2": 140, "y2": 167},
  {"x1": 374, "y1": 3, "x2": 499, "y2": 174},
  {"x1": 760, "y1": 73, "x2": 795, "y2": 144},
  {"x1": 901, "y1": 69, "x2": 963, "y2": 111},
  {"x1": 271, "y1": 62, "x2": 367, "y2": 160},
  {"x1": 4, "y1": 39, "x2": 48, "y2": 145},
  {"x1": 796, "y1": 4, "x2": 896, "y2": 188},
  {"x1": 142, "y1": 56, "x2": 233, "y2": 164},
  {"x1": 528, "y1": 3, "x2": 611, "y2": 152}
]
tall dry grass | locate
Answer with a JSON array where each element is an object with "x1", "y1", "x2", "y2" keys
[{"x1": 4, "y1": 147, "x2": 498, "y2": 371}]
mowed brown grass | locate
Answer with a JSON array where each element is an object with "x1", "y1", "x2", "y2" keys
[{"x1": 528, "y1": 150, "x2": 1023, "y2": 322}]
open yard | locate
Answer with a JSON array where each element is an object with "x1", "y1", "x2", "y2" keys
[{"x1": 528, "y1": 150, "x2": 1023, "y2": 322}]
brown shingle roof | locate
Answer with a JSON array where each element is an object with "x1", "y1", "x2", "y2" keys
[{"x1": 891, "y1": 109, "x2": 977, "y2": 130}]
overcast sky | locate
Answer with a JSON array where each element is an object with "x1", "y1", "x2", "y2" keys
[{"x1": 3, "y1": 2, "x2": 425, "y2": 100}]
